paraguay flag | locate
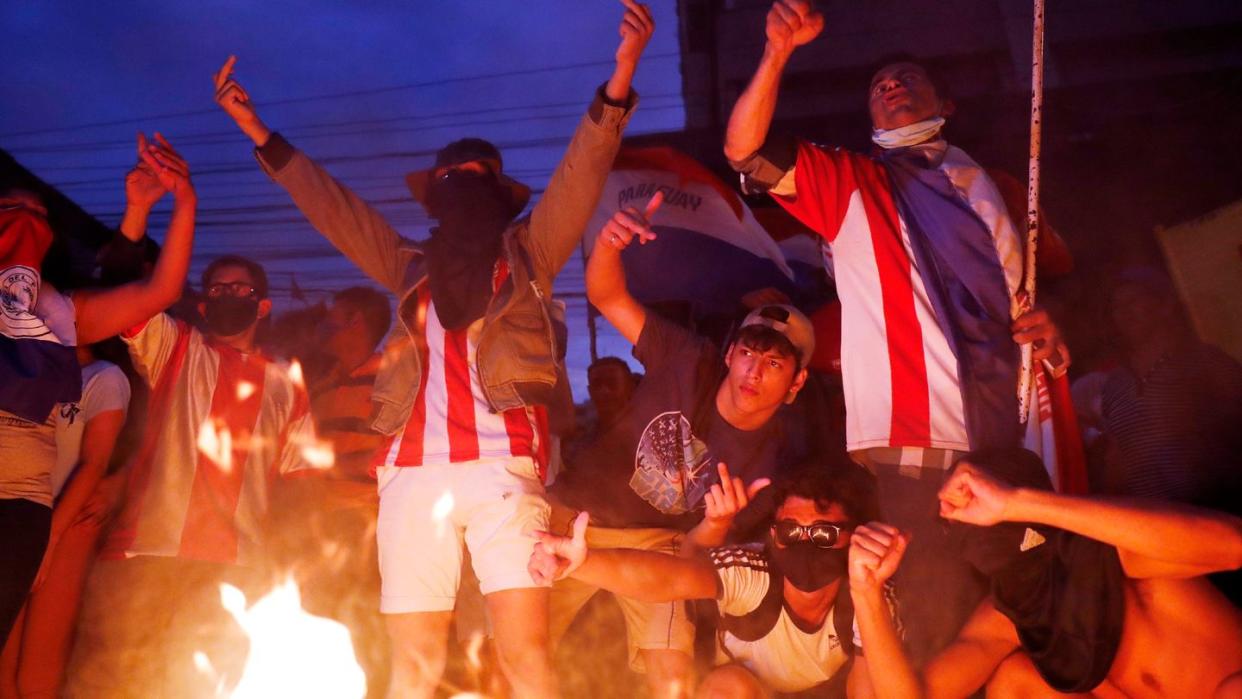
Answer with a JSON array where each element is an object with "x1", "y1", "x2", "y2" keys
[
  {"x1": 585, "y1": 147, "x2": 800, "y2": 315},
  {"x1": 0, "y1": 205, "x2": 80, "y2": 423}
]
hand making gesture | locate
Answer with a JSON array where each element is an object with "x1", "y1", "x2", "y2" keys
[
  {"x1": 213, "y1": 55, "x2": 272, "y2": 146},
  {"x1": 528, "y1": 511, "x2": 590, "y2": 586},
  {"x1": 606, "y1": 0, "x2": 656, "y2": 102},
  {"x1": 136, "y1": 133, "x2": 194, "y2": 201},
  {"x1": 703, "y1": 462, "x2": 770, "y2": 531},
  {"x1": 597, "y1": 190, "x2": 663, "y2": 252}
]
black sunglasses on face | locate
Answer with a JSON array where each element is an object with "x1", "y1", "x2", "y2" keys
[
  {"x1": 772, "y1": 520, "x2": 852, "y2": 549},
  {"x1": 205, "y1": 282, "x2": 257, "y2": 299}
]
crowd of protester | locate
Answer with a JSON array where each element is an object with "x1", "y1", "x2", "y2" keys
[{"x1": 1, "y1": 1, "x2": 1240, "y2": 698}]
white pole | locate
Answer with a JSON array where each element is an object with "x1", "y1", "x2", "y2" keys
[{"x1": 1017, "y1": 0, "x2": 1046, "y2": 424}]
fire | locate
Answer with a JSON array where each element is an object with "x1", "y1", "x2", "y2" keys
[
  {"x1": 219, "y1": 578, "x2": 366, "y2": 699},
  {"x1": 287, "y1": 359, "x2": 305, "y2": 388},
  {"x1": 298, "y1": 440, "x2": 336, "y2": 470},
  {"x1": 197, "y1": 419, "x2": 234, "y2": 473},
  {"x1": 236, "y1": 380, "x2": 257, "y2": 401}
]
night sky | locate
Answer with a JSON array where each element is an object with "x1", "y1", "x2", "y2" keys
[{"x1": 1, "y1": 1, "x2": 687, "y2": 396}]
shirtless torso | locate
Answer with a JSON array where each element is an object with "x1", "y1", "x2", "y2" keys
[{"x1": 968, "y1": 575, "x2": 1242, "y2": 698}]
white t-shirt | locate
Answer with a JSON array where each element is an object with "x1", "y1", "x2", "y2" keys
[
  {"x1": 52, "y1": 360, "x2": 131, "y2": 498},
  {"x1": 712, "y1": 544, "x2": 857, "y2": 693}
]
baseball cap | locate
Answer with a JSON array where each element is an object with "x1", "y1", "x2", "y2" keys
[{"x1": 739, "y1": 304, "x2": 816, "y2": 368}]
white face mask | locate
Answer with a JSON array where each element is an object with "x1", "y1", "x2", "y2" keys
[{"x1": 871, "y1": 116, "x2": 946, "y2": 149}]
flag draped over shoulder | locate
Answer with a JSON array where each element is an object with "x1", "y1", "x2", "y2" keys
[
  {"x1": 0, "y1": 206, "x2": 80, "y2": 423},
  {"x1": 585, "y1": 147, "x2": 800, "y2": 315}
]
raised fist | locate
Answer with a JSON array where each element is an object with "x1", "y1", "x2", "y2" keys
[{"x1": 766, "y1": 0, "x2": 824, "y2": 55}]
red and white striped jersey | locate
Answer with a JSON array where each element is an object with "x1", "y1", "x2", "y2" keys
[
  {"x1": 373, "y1": 285, "x2": 548, "y2": 479},
  {"x1": 775, "y1": 141, "x2": 1022, "y2": 453},
  {"x1": 102, "y1": 313, "x2": 318, "y2": 567}
]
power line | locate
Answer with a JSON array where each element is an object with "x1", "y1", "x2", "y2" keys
[
  {"x1": 6, "y1": 92, "x2": 686, "y2": 155},
  {"x1": 0, "y1": 51, "x2": 681, "y2": 140},
  {"x1": 10, "y1": 101, "x2": 686, "y2": 162}
]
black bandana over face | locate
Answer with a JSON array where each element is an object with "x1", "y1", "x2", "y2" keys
[
  {"x1": 948, "y1": 449, "x2": 1126, "y2": 693},
  {"x1": 422, "y1": 170, "x2": 515, "y2": 331},
  {"x1": 765, "y1": 534, "x2": 848, "y2": 592},
  {"x1": 204, "y1": 295, "x2": 260, "y2": 337}
]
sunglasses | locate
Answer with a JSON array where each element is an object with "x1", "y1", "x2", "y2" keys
[{"x1": 771, "y1": 520, "x2": 852, "y2": 549}]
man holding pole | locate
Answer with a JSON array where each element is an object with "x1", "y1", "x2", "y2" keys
[{"x1": 724, "y1": 0, "x2": 1070, "y2": 663}]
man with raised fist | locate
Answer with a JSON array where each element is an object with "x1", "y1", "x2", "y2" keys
[{"x1": 724, "y1": 0, "x2": 1072, "y2": 663}]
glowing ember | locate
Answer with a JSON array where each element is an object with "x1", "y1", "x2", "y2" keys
[
  {"x1": 236, "y1": 380, "x2": 257, "y2": 401},
  {"x1": 287, "y1": 359, "x2": 305, "y2": 388},
  {"x1": 197, "y1": 419, "x2": 234, "y2": 473},
  {"x1": 299, "y1": 440, "x2": 336, "y2": 469},
  {"x1": 221, "y1": 578, "x2": 366, "y2": 699}
]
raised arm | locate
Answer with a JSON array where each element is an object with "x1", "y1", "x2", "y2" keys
[
  {"x1": 940, "y1": 462, "x2": 1242, "y2": 578},
  {"x1": 849, "y1": 522, "x2": 1018, "y2": 699},
  {"x1": 528, "y1": 511, "x2": 718, "y2": 602},
  {"x1": 585, "y1": 192, "x2": 662, "y2": 344},
  {"x1": 76, "y1": 134, "x2": 195, "y2": 344},
  {"x1": 524, "y1": 0, "x2": 653, "y2": 286},
  {"x1": 723, "y1": 0, "x2": 823, "y2": 163},
  {"x1": 118, "y1": 133, "x2": 167, "y2": 243},
  {"x1": 213, "y1": 56, "x2": 413, "y2": 293}
]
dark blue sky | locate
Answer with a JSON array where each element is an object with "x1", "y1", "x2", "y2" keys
[{"x1": 2, "y1": 0, "x2": 686, "y2": 395}]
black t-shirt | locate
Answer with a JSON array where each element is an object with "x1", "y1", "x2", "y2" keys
[{"x1": 552, "y1": 314, "x2": 782, "y2": 531}]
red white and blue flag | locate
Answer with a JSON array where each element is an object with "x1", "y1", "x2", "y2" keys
[
  {"x1": 585, "y1": 147, "x2": 802, "y2": 315},
  {"x1": 0, "y1": 205, "x2": 80, "y2": 423}
]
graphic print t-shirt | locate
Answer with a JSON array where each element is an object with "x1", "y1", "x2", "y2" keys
[{"x1": 552, "y1": 314, "x2": 781, "y2": 531}]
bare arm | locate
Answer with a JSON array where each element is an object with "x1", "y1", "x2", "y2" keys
[
  {"x1": 76, "y1": 135, "x2": 194, "y2": 344},
  {"x1": 576, "y1": 548, "x2": 719, "y2": 603},
  {"x1": 723, "y1": 1, "x2": 823, "y2": 163},
  {"x1": 529, "y1": 511, "x2": 718, "y2": 602},
  {"x1": 920, "y1": 602, "x2": 1022, "y2": 699},
  {"x1": 849, "y1": 522, "x2": 1020, "y2": 699},
  {"x1": 33, "y1": 408, "x2": 125, "y2": 588},
  {"x1": 585, "y1": 194, "x2": 662, "y2": 344},
  {"x1": 941, "y1": 463, "x2": 1242, "y2": 578},
  {"x1": 118, "y1": 134, "x2": 168, "y2": 243},
  {"x1": 213, "y1": 57, "x2": 413, "y2": 293},
  {"x1": 849, "y1": 522, "x2": 925, "y2": 699},
  {"x1": 526, "y1": 1, "x2": 653, "y2": 286}
]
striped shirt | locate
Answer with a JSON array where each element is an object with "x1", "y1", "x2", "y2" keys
[
  {"x1": 102, "y1": 313, "x2": 318, "y2": 567},
  {"x1": 373, "y1": 284, "x2": 548, "y2": 479},
  {"x1": 772, "y1": 141, "x2": 1023, "y2": 453}
]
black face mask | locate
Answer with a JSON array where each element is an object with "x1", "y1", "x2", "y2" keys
[
  {"x1": 426, "y1": 170, "x2": 514, "y2": 243},
  {"x1": 423, "y1": 170, "x2": 516, "y2": 331},
  {"x1": 766, "y1": 536, "x2": 849, "y2": 592},
  {"x1": 204, "y1": 295, "x2": 260, "y2": 337}
]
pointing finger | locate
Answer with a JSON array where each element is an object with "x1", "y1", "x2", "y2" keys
[{"x1": 644, "y1": 190, "x2": 664, "y2": 218}]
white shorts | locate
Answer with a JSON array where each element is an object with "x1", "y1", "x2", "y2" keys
[{"x1": 376, "y1": 456, "x2": 550, "y2": 614}]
